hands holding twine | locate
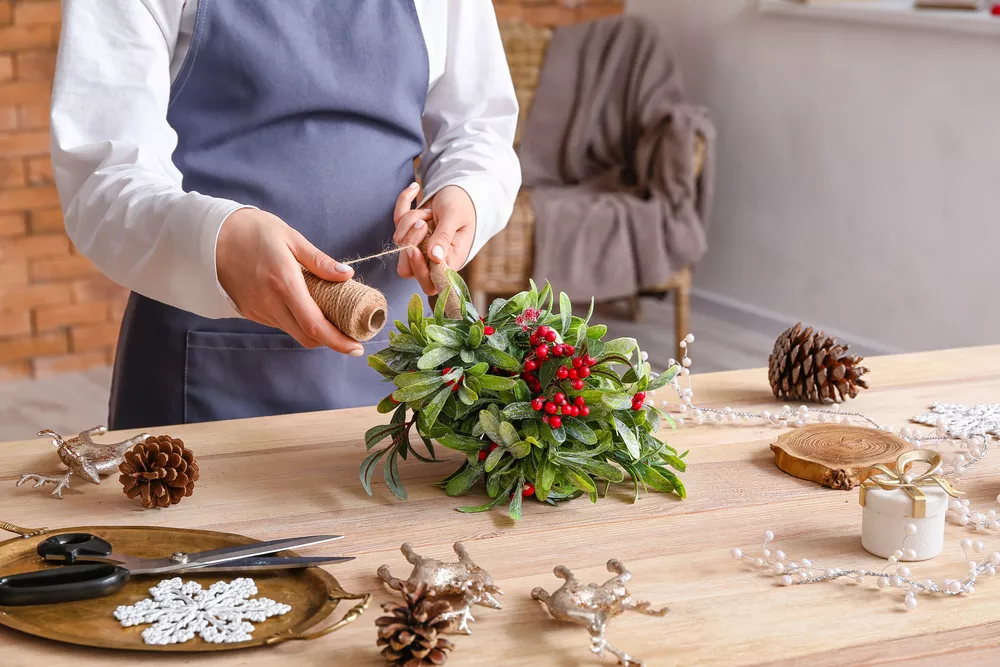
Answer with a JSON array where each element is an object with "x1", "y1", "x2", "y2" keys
[{"x1": 216, "y1": 183, "x2": 475, "y2": 354}]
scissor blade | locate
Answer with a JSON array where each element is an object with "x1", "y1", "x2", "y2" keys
[
  {"x1": 130, "y1": 535, "x2": 344, "y2": 575},
  {"x1": 177, "y1": 555, "x2": 355, "y2": 572}
]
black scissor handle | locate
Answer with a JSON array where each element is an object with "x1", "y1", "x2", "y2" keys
[
  {"x1": 0, "y1": 564, "x2": 130, "y2": 606},
  {"x1": 37, "y1": 533, "x2": 114, "y2": 564}
]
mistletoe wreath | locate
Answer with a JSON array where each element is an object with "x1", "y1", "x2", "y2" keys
[{"x1": 363, "y1": 269, "x2": 686, "y2": 520}]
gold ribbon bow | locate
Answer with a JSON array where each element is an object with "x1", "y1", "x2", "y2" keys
[{"x1": 859, "y1": 449, "x2": 963, "y2": 518}]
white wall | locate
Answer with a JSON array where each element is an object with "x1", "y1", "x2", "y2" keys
[{"x1": 627, "y1": 0, "x2": 1000, "y2": 353}]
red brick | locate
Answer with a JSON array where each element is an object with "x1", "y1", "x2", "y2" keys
[
  {"x1": 0, "y1": 24, "x2": 56, "y2": 51},
  {"x1": 34, "y1": 301, "x2": 110, "y2": 331},
  {"x1": 0, "y1": 184, "x2": 59, "y2": 212},
  {"x1": 0, "y1": 212, "x2": 26, "y2": 237},
  {"x1": 0, "y1": 54, "x2": 12, "y2": 81},
  {"x1": 0, "y1": 233, "x2": 69, "y2": 261},
  {"x1": 70, "y1": 321, "x2": 119, "y2": 353},
  {"x1": 29, "y1": 207, "x2": 62, "y2": 232},
  {"x1": 0, "y1": 308, "x2": 29, "y2": 336},
  {"x1": 13, "y1": 1, "x2": 61, "y2": 26},
  {"x1": 33, "y1": 350, "x2": 109, "y2": 377},
  {"x1": 0, "y1": 259, "x2": 28, "y2": 287},
  {"x1": 0, "y1": 361, "x2": 32, "y2": 381},
  {"x1": 0, "y1": 1, "x2": 12, "y2": 26},
  {"x1": 13, "y1": 50, "x2": 55, "y2": 81},
  {"x1": 0, "y1": 106, "x2": 17, "y2": 130},
  {"x1": 0, "y1": 156, "x2": 26, "y2": 187},
  {"x1": 71, "y1": 277, "x2": 128, "y2": 303},
  {"x1": 0, "y1": 282, "x2": 71, "y2": 310},
  {"x1": 17, "y1": 105, "x2": 48, "y2": 129},
  {"x1": 25, "y1": 155, "x2": 51, "y2": 184},
  {"x1": 30, "y1": 255, "x2": 99, "y2": 281},
  {"x1": 0, "y1": 130, "x2": 49, "y2": 156},
  {"x1": 0, "y1": 331, "x2": 67, "y2": 363}
]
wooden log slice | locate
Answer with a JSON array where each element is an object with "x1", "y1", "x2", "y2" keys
[{"x1": 770, "y1": 424, "x2": 912, "y2": 490}]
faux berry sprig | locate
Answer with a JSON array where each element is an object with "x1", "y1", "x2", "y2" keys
[{"x1": 363, "y1": 268, "x2": 687, "y2": 520}]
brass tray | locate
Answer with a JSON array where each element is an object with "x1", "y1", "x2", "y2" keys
[{"x1": 0, "y1": 525, "x2": 370, "y2": 652}]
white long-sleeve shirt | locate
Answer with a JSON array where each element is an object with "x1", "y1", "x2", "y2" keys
[{"x1": 51, "y1": 0, "x2": 520, "y2": 320}]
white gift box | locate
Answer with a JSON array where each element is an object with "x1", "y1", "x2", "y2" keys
[{"x1": 860, "y1": 483, "x2": 949, "y2": 561}]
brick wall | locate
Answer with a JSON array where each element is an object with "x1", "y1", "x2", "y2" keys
[
  {"x1": 0, "y1": 0, "x2": 127, "y2": 381},
  {"x1": 0, "y1": 0, "x2": 622, "y2": 383}
]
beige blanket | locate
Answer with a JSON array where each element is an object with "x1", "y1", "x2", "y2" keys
[{"x1": 519, "y1": 15, "x2": 715, "y2": 302}]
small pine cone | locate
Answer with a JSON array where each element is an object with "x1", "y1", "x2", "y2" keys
[
  {"x1": 119, "y1": 436, "x2": 199, "y2": 509},
  {"x1": 376, "y1": 582, "x2": 455, "y2": 667},
  {"x1": 768, "y1": 323, "x2": 870, "y2": 404}
]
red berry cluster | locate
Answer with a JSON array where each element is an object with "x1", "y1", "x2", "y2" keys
[
  {"x1": 479, "y1": 317, "x2": 495, "y2": 336},
  {"x1": 631, "y1": 391, "x2": 646, "y2": 411},
  {"x1": 441, "y1": 367, "x2": 461, "y2": 393},
  {"x1": 518, "y1": 325, "x2": 599, "y2": 430},
  {"x1": 477, "y1": 441, "x2": 499, "y2": 462}
]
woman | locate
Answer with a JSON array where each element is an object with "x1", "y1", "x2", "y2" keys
[{"x1": 50, "y1": 1, "x2": 520, "y2": 429}]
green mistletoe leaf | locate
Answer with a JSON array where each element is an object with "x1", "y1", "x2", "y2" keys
[
  {"x1": 392, "y1": 376, "x2": 447, "y2": 403},
  {"x1": 466, "y1": 362, "x2": 489, "y2": 377},
  {"x1": 536, "y1": 457, "x2": 556, "y2": 500},
  {"x1": 394, "y1": 371, "x2": 441, "y2": 388},
  {"x1": 478, "y1": 375, "x2": 518, "y2": 392},
  {"x1": 384, "y1": 450, "x2": 407, "y2": 500},
  {"x1": 434, "y1": 284, "x2": 452, "y2": 323},
  {"x1": 420, "y1": 385, "x2": 452, "y2": 430},
  {"x1": 365, "y1": 423, "x2": 404, "y2": 450},
  {"x1": 509, "y1": 481, "x2": 524, "y2": 520},
  {"x1": 602, "y1": 393, "x2": 633, "y2": 411},
  {"x1": 562, "y1": 418, "x2": 597, "y2": 445},
  {"x1": 613, "y1": 415, "x2": 641, "y2": 459},
  {"x1": 485, "y1": 446, "x2": 505, "y2": 472},
  {"x1": 438, "y1": 433, "x2": 486, "y2": 453},
  {"x1": 475, "y1": 345, "x2": 520, "y2": 372},
  {"x1": 502, "y1": 402, "x2": 536, "y2": 420},
  {"x1": 445, "y1": 463, "x2": 484, "y2": 497},
  {"x1": 389, "y1": 332, "x2": 424, "y2": 354},
  {"x1": 426, "y1": 325, "x2": 464, "y2": 348},
  {"x1": 585, "y1": 297, "x2": 595, "y2": 324},
  {"x1": 360, "y1": 448, "x2": 389, "y2": 496},
  {"x1": 376, "y1": 395, "x2": 398, "y2": 414},
  {"x1": 458, "y1": 384, "x2": 478, "y2": 405},
  {"x1": 510, "y1": 440, "x2": 532, "y2": 458},
  {"x1": 603, "y1": 337, "x2": 638, "y2": 359},
  {"x1": 498, "y1": 421, "x2": 520, "y2": 448},
  {"x1": 468, "y1": 321, "x2": 484, "y2": 348},
  {"x1": 457, "y1": 494, "x2": 509, "y2": 514},
  {"x1": 479, "y1": 410, "x2": 504, "y2": 445},
  {"x1": 417, "y1": 346, "x2": 459, "y2": 370},
  {"x1": 647, "y1": 365, "x2": 679, "y2": 391},
  {"x1": 487, "y1": 297, "x2": 507, "y2": 322},
  {"x1": 368, "y1": 354, "x2": 398, "y2": 378},
  {"x1": 407, "y1": 293, "x2": 424, "y2": 327},
  {"x1": 539, "y1": 358, "x2": 560, "y2": 390},
  {"x1": 587, "y1": 324, "x2": 608, "y2": 339},
  {"x1": 559, "y1": 292, "x2": 572, "y2": 336}
]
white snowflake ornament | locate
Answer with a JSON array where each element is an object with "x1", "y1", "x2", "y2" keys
[
  {"x1": 911, "y1": 403, "x2": 1000, "y2": 439},
  {"x1": 113, "y1": 577, "x2": 291, "y2": 645}
]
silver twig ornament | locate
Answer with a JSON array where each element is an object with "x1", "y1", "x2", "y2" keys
[
  {"x1": 17, "y1": 426, "x2": 150, "y2": 499},
  {"x1": 532, "y1": 559, "x2": 668, "y2": 667},
  {"x1": 377, "y1": 542, "x2": 502, "y2": 634}
]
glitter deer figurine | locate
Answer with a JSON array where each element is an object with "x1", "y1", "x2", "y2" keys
[
  {"x1": 17, "y1": 426, "x2": 150, "y2": 499},
  {"x1": 532, "y1": 559, "x2": 668, "y2": 667},
  {"x1": 377, "y1": 542, "x2": 502, "y2": 634}
]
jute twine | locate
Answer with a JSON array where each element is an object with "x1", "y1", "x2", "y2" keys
[{"x1": 303, "y1": 245, "x2": 461, "y2": 343}]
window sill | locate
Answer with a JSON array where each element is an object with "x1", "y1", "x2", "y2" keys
[{"x1": 758, "y1": 0, "x2": 1000, "y2": 36}]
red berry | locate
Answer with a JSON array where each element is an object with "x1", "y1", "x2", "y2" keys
[
  {"x1": 572, "y1": 380, "x2": 585, "y2": 390},
  {"x1": 452, "y1": 384, "x2": 460, "y2": 393},
  {"x1": 536, "y1": 344, "x2": 549, "y2": 358},
  {"x1": 489, "y1": 442, "x2": 499, "y2": 452},
  {"x1": 572, "y1": 358, "x2": 584, "y2": 369},
  {"x1": 632, "y1": 400, "x2": 643, "y2": 411},
  {"x1": 545, "y1": 330, "x2": 558, "y2": 343},
  {"x1": 557, "y1": 367, "x2": 569, "y2": 380},
  {"x1": 542, "y1": 415, "x2": 550, "y2": 424},
  {"x1": 390, "y1": 396, "x2": 400, "y2": 404},
  {"x1": 478, "y1": 450, "x2": 488, "y2": 462},
  {"x1": 635, "y1": 392, "x2": 647, "y2": 401},
  {"x1": 569, "y1": 369, "x2": 579, "y2": 380},
  {"x1": 549, "y1": 416, "x2": 563, "y2": 429},
  {"x1": 566, "y1": 346, "x2": 575, "y2": 355},
  {"x1": 552, "y1": 344, "x2": 564, "y2": 357},
  {"x1": 522, "y1": 483, "x2": 535, "y2": 498},
  {"x1": 580, "y1": 406, "x2": 590, "y2": 417},
  {"x1": 578, "y1": 367, "x2": 591, "y2": 379},
  {"x1": 484, "y1": 326, "x2": 495, "y2": 335},
  {"x1": 524, "y1": 360, "x2": 537, "y2": 372},
  {"x1": 560, "y1": 405, "x2": 571, "y2": 416},
  {"x1": 529, "y1": 334, "x2": 540, "y2": 346},
  {"x1": 574, "y1": 396, "x2": 586, "y2": 407},
  {"x1": 553, "y1": 392, "x2": 566, "y2": 404},
  {"x1": 442, "y1": 367, "x2": 451, "y2": 375},
  {"x1": 994, "y1": 3, "x2": 1000, "y2": 15},
  {"x1": 532, "y1": 397, "x2": 545, "y2": 411},
  {"x1": 584, "y1": 355, "x2": 596, "y2": 366},
  {"x1": 545, "y1": 402, "x2": 558, "y2": 415}
]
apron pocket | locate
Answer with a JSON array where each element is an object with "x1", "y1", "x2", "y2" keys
[{"x1": 183, "y1": 331, "x2": 334, "y2": 424}]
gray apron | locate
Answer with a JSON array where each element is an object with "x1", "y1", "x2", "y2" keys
[{"x1": 109, "y1": 0, "x2": 429, "y2": 430}]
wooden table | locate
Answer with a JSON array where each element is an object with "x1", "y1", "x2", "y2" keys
[{"x1": 2, "y1": 346, "x2": 1000, "y2": 666}]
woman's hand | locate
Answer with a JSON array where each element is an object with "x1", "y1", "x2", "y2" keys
[
  {"x1": 392, "y1": 183, "x2": 476, "y2": 295},
  {"x1": 216, "y1": 208, "x2": 365, "y2": 355}
]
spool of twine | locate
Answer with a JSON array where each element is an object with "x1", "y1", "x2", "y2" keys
[{"x1": 302, "y1": 246, "x2": 462, "y2": 343}]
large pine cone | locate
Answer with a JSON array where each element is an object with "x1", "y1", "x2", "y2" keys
[
  {"x1": 376, "y1": 583, "x2": 455, "y2": 667},
  {"x1": 119, "y1": 436, "x2": 199, "y2": 509},
  {"x1": 768, "y1": 323, "x2": 869, "y2": 403}
]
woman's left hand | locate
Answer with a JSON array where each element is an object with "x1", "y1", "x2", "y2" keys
[{"x1": 392, "y1": 184, "x2": 476, "y2": 295}]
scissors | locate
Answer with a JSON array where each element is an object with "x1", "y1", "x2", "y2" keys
[{"x1": 0, "y1": 532, "x2": 353, "y2": 606}]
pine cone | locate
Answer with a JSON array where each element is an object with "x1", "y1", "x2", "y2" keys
[
  {"x1": 768, "y1": 323, "x2": 870, "y2": 404},
  {"x1": 376, "y1": 583, "x2": 455, "y2": 667},
  {"x1": 119, "y1": 436, "x2": 199, "y2": 509}
]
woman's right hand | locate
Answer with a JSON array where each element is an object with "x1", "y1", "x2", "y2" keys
[{"x1": 215, "y1": 208, "x2": 365, "y2": 355}]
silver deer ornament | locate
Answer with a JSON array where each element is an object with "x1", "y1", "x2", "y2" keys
[
  {"x1": 17, "y1": 426, "x2": 150, "y2": 499},
  {"x1": 377, "y1": 542, "x2": 502, "y2": 634},
  {"x1": 532, "y1": 559, "x2": 668, "y2": 667}
]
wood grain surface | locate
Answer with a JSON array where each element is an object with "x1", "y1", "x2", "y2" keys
[{"x1": 2, "y1": 345, "x2": 1000, "y2": 666}]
